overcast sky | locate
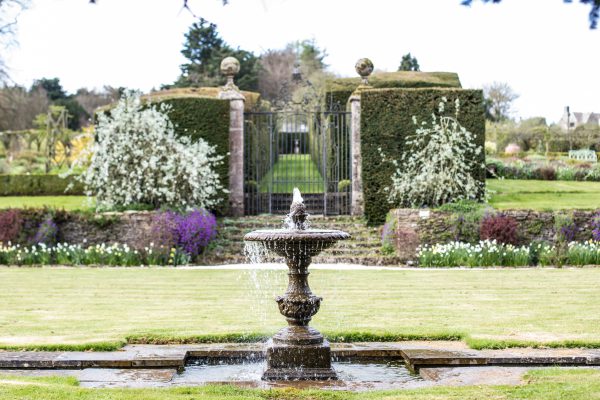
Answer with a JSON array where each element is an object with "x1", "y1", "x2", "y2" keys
[{"x1": 4, "y1": 0, "x2": 599, "y2": 122}]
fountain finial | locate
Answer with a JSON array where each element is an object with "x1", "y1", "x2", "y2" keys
[{"x1": 289, "y1": 188, "x2": 307, "y2": 230}]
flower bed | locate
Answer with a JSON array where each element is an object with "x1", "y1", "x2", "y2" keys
[
  {"x1": 418, "y1": 240, "x2": 600, "y2": 267},
  {"x1": 487, "y1": 157, "x2": 600, "y2": 182},
  {"x1": 0, "y1": 242, "x2": 190, "y2": 266},
  {"x1": 0, "y1": 208, "x2": 218, "y2": 265}
]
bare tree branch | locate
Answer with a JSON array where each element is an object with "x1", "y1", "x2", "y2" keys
[
  {"x1": 88, "y1": 0, "x2": 229, "y2": 19},
  {"x1": 462, "y1": 0, "x2": 600, "y2": 29}
]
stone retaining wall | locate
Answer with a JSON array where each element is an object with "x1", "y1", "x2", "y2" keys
[
  {"x1": 59, "y1": 212, "x2": 155, "y2": 249},
  {"x1": 392, "y1": 208, "x2": 600, "y2": 262}
]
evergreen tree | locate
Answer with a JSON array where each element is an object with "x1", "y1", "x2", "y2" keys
[
  {"x1": 398, "y1": 53, "x2": 420, "y2": 71},
  {"x1": 174, "y1": 18, "x2": 259, "y2": 91},
  {"x1": 31, "y1": 77, "x2": 89, "y2": 130}
]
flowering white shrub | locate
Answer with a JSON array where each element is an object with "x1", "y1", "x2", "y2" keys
[
  {"x1": 74, "y1": 92, "x2": 224, "y2": 210},
  {"x1": 382, "y1": 98, "x2": 484, "y2": 208}
]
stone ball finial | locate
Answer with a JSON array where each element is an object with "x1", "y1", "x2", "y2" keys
[
  {"x1": 355, "y1": 58, "x2": 374, "y2": 79},
  {"x1": 220, "y1": 56, "x2": 241, "y2": 77}
]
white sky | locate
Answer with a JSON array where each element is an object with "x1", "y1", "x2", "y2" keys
[{"x1": 4, "y1": 0, "x2": 599, "y2": 122}]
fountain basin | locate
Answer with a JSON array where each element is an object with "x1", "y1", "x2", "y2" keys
[
  {"x1": 244, "y1": 229, "x2": 351, "y2": 258},
  {"x1": 180, "y1": 356, "x2": 421, "y2": 389}
]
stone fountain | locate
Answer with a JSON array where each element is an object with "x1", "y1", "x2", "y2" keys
[{"x1": 244, "y1": 189, "x2": 350, "y2": 380}]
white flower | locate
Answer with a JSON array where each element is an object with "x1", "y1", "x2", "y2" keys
[{"x1": 69, "y1": 91, "x2": 224, "y2": 210}]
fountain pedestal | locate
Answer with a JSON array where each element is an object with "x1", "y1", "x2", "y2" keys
[
  {"x1": 263, "y1": 253, "x2": 336, "y2": 380},
  {"x1": 244, "y1": 195, "x2": 350, "y2": 381},
  {"x1": 263, "y1": 338, "x2": 336, "y2": 380}
]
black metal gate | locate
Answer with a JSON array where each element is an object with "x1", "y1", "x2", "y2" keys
[{"x1": 244, "y1": 110, "x2": 351, "y2": 215}]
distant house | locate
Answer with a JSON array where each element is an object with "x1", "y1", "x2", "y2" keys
[{"x1": 558, "y1": 107, "x2": 600, "y2": 131}]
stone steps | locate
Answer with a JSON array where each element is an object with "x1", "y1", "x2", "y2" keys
[
  {"x1": 202, "y1": 216, "x2": 402, "y2": 266},
  {"x1": 203, "y1": 254, "x2": 402, "y2": 266}
]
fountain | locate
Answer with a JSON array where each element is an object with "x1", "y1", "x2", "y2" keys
[{"x1": 244, "y1": 188, "x2": 350, "y2": 380}]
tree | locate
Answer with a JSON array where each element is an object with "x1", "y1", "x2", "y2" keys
[
  {"x1": 0, "y1": 0, "x2": 29, "y2": 82},
  {"x1": 296, "y1": 39, "x2": 327, "y2": 74},
  {"x1": 0, "y1": 84, "x2": 48, "y2": 131},
  {"x1": 398, "y1": 53, "x2": 420, "y2": 71},
  {"x1": 461, "y1": 0, "x2": 600, "y2": 29},
  {"x1": 31, "y1": 77, "x2": 89, "y2": 129},
  {"x1": 54, "y1": 97, "x2": 89, "y2": 130},
  {"x1": 483, "y1": 82, "x2": 519, "y2": 122},
  {"x1": 257, "y1": 47, "x2": 296, "y2": 102},
  {"x1": 573, "y1": 122, "x2": 600, "y2": 149},
  {"x1": 257, "y1": 40, "x2": 329, "y2": 106},
  {"x1": 75, "y1": 86, "x2": 121, "y2": 117},
  {"x1": 173, "y1": 18, "x2": 259, "y2": 91},
  {"x1": 31, "y1": 78, "x2": 66, "y2": 101}
]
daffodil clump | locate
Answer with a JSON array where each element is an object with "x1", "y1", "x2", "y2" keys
[
  {"x1": 418, "y1": 239, "x2": 600, "y2": 267},
  {"x1": 0, "y1": 242, "x2": 188, "y2": 266},
  {"x1": 417, "y1": 240, "x2": 530, "y2": 267},
  {"x1": 537, "y1": 240, "x2": 600, "y2": 266}
]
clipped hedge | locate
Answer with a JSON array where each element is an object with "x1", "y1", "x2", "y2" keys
[
  {"x1": 361, "y1": 88, "x2": 485, "y2": 225},
  {"x1": 326, "y1": 71, "x2": 462, "y2": 110},
  {"x1": 0, "y1": 175, "x2": 84, "y2": 196},
  {"x1": 144, "y1": 87, "x2": 261, "y2": 111},
  {"x1": 150, "y1": 97, "x2": 231, "y2": 215}
]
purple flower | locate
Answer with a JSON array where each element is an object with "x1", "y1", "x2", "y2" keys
[
  {"x1": 149, "y1": 211, "x2": 179, "y2": 252},
  {"x1": 381, "y1": 221, "x2": 393, "y2": 242},
  {"x1": 149, "y1": 209, "x2": 217, "y2": 258},
  {"x1": 33, "y1": 217, "x2": 58, "y2": 246},
  {"x1": 592, "y1": 213, "x2": 600, "y2": 242},
  {"x1": 559, "y1": 223, "x2": 578, "y2": 242},
  {"x1": 175, "y1": 209, "x2": 217, "y2": 257}
]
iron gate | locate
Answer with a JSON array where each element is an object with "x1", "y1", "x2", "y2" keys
[{"x1": 244, "y1": 110, "x2": 351, "y2": 215}]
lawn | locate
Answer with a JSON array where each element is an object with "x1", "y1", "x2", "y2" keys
[
  {"x1": 259, "y1": 154, "x2": 325, "y2": 194},
  {"x1": 1, "y1": 267, "x2": 599, "y2": 348},
  {"x1": 487, "y1": 179, "x2": 600, "y2": 210},
  {"x1": 2, "y1": 179, "x2": 599, "y2": 212},
  {"x1": 0, "y1": 196, "x2": 93, "y2": 211},
  {"x1": 1, "y1": 369, "x2": 600, "y2": 399}
]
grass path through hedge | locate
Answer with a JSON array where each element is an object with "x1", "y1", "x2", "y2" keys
[
  {"x1": 259, "y1": 154, "x2": 324, "y2": 194},
  {"x1": 1, "y1": 267, "x2": 599, "y2": 348}
]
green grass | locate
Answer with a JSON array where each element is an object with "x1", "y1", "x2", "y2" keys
[
  {"x1": 2, "y1": 179, "x2": 598, "y2": 211},
  {"x1": 487, "y1": 179, "x2": 600, "y2": 210},
  {"x1": 0, "y1": 268, "x2": 599, "y2": 349},
  {"x1": 259, "y1": 154, "x2": 325, "y2": 194},
  {"x1": 0, "y1": 196, "x2": 94, "y2": 210},
  {"x1": 1, "y1": 369, "x2": 600, "y2": 399}
]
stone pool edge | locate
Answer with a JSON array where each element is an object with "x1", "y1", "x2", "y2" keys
[{"x1": 1, "y1": 342, "x2": 600, "y2": 373}]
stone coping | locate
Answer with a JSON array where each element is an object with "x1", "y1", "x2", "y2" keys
[{"x1": 1, "y1": 342, "x2": 600, "y2": 372}]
